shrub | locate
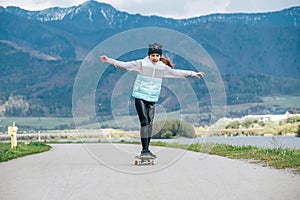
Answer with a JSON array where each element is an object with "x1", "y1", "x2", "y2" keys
[
  {"x1": 241, "y1": 119, "x2": 255, "y2": 128},
  {"x1": 226, "y1": 120, "x2": 240, "y2": 129},
  {"x1": 287, "y1": 116, "x2": 300, "y2": 123},
  {"x1": 153, "y1": 120, "x2": 195, "y2": 139},
  {"x1": 161, "y1": 131, "x2": 173, "y2": 139}
]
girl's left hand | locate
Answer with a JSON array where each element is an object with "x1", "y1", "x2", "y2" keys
[
  {"x1": 193, "y1": 72, "x2": 205, "y2": 78},
  {"x1": 100, "y1": 55, "x2": 108, "y2": 62}
]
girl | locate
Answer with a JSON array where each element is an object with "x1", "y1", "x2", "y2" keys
[{"x1": 100, "y1": 43, "x2": 205, "y2": 157}]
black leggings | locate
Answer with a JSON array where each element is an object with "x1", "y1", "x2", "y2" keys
[{"x1": 135, "y1": 98, "x2": 155, "y2": 150}]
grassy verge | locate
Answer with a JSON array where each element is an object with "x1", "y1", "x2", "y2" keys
[
  {"x1": 144, "y1": 141, "x2": 300, "y2": 173},
  {"x1": 0, "y1": 142, "x2": 51, "y2": 162},
  {"x1": 1, "y1": 140, "x2": 299, "y2": 173}
]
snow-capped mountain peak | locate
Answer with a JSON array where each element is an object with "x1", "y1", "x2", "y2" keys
[
  {"x1": 2, "y1": 1, "x2": 299, "y2": 26},
  {"x1": 4, "y1": 1, "x2": 119, "y2": 23}
]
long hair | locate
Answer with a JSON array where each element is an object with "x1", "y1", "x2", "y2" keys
[{"x1": 160, "y1": 56, "x2": 174, "y2": 68}]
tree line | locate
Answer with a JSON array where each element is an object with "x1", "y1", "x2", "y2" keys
[{"x1": 2, "y1": 73, "x2": 300, "y2": 117}]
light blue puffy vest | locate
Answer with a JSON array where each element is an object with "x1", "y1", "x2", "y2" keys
[{"x1": 132, "y1": 58, "x2": 165, "y2": 102}]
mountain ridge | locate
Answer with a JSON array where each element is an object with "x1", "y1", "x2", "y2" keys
[
  {"x1": 0, "y1": 1, "x2": 299, "y2": 119},
  {"x1": 1, "y1": 1, "x2": 299, "y2": 26}
]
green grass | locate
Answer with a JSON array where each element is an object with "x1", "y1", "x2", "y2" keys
[
  {"x1": 1, "y1": 140, "x2": 299, "y2": 173},
  {"x1": 0, "y1": 142, "x2": 51, "y2": 162},
  {"x1": 147, "y1": 141, "x2": 300, "y2": 173},
  {"x1": 226, "y1": 95, "x2": 300, "y2": 114},
  {"x1": 261, "y1": 95, "x2": 300, "y2": 107},
  {"x1": 200, "y1": 144, "x2": 300, "y2": 170}
]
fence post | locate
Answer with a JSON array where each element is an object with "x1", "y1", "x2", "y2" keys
[{"x1": 8, "y1": 122, "x2": 18, "y2": 149}]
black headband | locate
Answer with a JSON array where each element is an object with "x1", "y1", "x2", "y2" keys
[{"x1": 148, "y1": 43, "x2": 163, "y2": 56}]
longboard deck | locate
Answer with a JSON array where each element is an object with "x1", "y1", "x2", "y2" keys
[{"x1": 134, "y1": 155, "x2": 155, "y2": 166}]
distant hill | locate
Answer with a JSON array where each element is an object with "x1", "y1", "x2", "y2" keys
[{"x1": 0, "y1": 1, "x2": 299, "y2": 119}]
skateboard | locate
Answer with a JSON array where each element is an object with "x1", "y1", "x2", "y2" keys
[{"x1": 134, "y1": 155, "x2": 155, "y2": 166}]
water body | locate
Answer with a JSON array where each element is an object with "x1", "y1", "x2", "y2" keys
[{"x1": 155, "y1": 136, "x2": 300, "y2": 149}]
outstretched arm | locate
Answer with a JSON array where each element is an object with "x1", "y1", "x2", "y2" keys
[
  {"x1": 164, "y1": 67, "x2": 205, "y2": 79},
  {"x1": 99, "y1": 55, "x2": 141, "y2": 72}
]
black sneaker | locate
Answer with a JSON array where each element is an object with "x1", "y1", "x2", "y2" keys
[
  {"x1": 147, "y1": 151, "x2": 157, "y2": 158},
  {"x1": 140, "y1": 150, "x2": 156, "y2": 158},
  {"x1": 140, "y1": 150, "x2": 150, "y2": 157}
]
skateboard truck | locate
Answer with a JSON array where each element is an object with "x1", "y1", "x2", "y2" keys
[{"x1": 134, "y1": 155, "x2": 155, "y2": 166}]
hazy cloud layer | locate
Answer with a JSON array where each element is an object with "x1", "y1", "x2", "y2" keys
[{"x1": 1, "y1": 0, "x2": 300, "y2": 18}]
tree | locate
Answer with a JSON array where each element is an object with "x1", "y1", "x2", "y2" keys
[
  {"x1": 291, "y1": 108, "x2": 297, "y2": 114},
  {"x1": 5, "y1": 95, "x2": 29, "y2": 116}
]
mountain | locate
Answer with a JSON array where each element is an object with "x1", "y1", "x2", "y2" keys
[
  {"x1": 0, "y1": 1, "x2": 299, "y2": 120},
  {"x1": 2, "y1": 2, "x2": 300, "y2": 61}
]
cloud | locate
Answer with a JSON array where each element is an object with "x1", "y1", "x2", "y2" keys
[
  {"x1": 1, "y1": 0, "x2": 300, "y2": 18},
  {"x1": 102, "y1": 0, "x2": 186, "y2": 18},
  {"x1": 183, "y1": 0, "x2": 230, "y2": 17},
  {"x1": 99, "y1": 0, "x2": 300, "y2": 18},
  {"x1": 0, "y1": 0, "x2": 84, "y2": 10},
  {"x1": 225, "y1": 0, "x2": 300, "y2": 13}
]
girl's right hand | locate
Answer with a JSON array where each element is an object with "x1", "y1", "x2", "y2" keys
[{"x1": 100, "y1": 55, "x2": 108, "y2": 62}]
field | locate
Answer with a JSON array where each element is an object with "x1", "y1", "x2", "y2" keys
[
  {"x1": 0, "y1": 111, "x2": 183, "y2": 131},
  {"x1": 0, "y1": 117, "x2": 75, "y2": 131},
  {"x1": 226, "y1": 95, "x2": 300, "y2": 113},
  {"x1": 0, "y1": 95, "x2": 299, "y2": 132},
  {"x1": 261, "y1": 95, "x2": 300, "y2": 107}
]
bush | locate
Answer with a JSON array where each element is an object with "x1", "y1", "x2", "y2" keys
[
  {"x1": 153, "y1": 120, "x2": 195, "y2": 139},
  {"x1": 287, "y1": 116, "x2": 300, "y2": 123},
  {"x1": 241, "y1": 119, "x2": 256, "y2": 128},
  {"x1": 282, "y1": 123, "x2": 298, "y2": 134},
  {"x1": 226, "y1": 120, "x2": 240, "y2": 129},
  {"x1": 161, "y1": 131, "x2": 174, "y2": 139}
]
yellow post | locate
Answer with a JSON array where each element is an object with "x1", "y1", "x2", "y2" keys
[{"x1": 8, "y1": 122, "x2": 18, "y2": 149}]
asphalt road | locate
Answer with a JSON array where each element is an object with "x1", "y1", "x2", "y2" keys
[{"x1": 0, "y1": 143, "x2": 299, "y2": 200}]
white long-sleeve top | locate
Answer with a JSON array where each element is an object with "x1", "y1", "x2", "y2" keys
[{"x1": 105, "y1": 56, "x2": 196, "y2": 102}]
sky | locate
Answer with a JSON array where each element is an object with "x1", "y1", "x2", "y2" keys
[{"x1": 1, "y1": 0, "x2": 300, "y2": 19}]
